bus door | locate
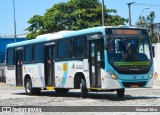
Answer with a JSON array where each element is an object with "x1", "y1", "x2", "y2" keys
[
  {"x1": 45, "y1": 44, "x2": 56, "y2": 87},
  {"x1": 15, "y1": 48, "x2": 23, "y2": 86},
  {"x1": 89, "y1": 39, "x2": 103, "y2": 88}
]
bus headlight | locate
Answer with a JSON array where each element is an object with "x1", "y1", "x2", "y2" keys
[
  {"x1": 109, "y1": 71, "x2": 118, "y2": 79},
  {"x1": 111, "y1": 74, "x2": 118, "y2": 79}
]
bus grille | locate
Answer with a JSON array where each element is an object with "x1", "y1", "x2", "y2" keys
[{"x1": 122, "y1": 81, "x2": 147, "y2": 88}]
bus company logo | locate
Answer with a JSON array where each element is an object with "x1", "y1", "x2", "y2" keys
[{"x1": 2, "y1": 107, "x2": 11, "y2": 112}]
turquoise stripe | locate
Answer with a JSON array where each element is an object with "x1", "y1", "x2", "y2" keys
[{"x1": 61, "y1": 63, "x2": 68, "y2": 87}]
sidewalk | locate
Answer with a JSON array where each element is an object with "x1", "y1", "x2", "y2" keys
[
  {"x1": 154, "y1": 76, "x2": 160, "y2": 83},
  {"x1": 153, "y1": 78, "x2": 160, "y2": 88}
]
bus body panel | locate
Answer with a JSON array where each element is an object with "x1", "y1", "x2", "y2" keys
[
  {"x1": 54, "y1": 61, "x2": 90, "y2": 88},
  {"x1": 105, "y1": 63, "x2": 154, "y2": 89},
  {"x1": 23, "y1": 63, "x2": 45, "y2": 88},
  {"x1": 101, "y1": 69, "x2": 122, "y2": 89},
  {"x1": 112, "y1": 68, "x2": 153, "y2": 81},
  {"x1": 5, "y1": 65, "x2": 16, "y2": 86}
]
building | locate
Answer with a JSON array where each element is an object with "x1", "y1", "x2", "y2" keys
[{"x1": 0, "y1": 34, "x2": 27, "y2": 82}]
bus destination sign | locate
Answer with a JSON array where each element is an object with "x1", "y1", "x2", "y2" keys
[{"x1": 112, "y1": 29, "x2": 143, "y2": 35}]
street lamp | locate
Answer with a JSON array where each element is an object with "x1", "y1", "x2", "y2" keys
[
  {"x1": 13, "y1": 0, "x2": 17, "y2": 42},
  {"x1": 102, "y1": 0, "x2": 105, "y2": 26},
  {"x1": 126, "y1": 2, "x2": 136, "y2": 26},
  {"x1": 135, "y1": 7, "x2": 149, "y2": 24}
]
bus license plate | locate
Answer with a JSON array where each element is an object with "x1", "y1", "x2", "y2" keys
[{"x1": 131, "y1": 85, "x2": 139, "y2": 88}]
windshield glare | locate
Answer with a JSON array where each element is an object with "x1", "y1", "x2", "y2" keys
[{"x1": 108, "y1": 37, "x2": 152, "y2": 68}]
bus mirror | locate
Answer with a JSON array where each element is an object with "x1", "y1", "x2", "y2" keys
[{"x1": 152, "y1": 46, "x2": 155, "y2": 57}]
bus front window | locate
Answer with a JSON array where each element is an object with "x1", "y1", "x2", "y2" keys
[{"x1": 107, "y1": 37, "x2": 152, "y2": 74}]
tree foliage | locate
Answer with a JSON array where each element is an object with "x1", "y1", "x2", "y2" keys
[
  {"x1": 135, "y1": 11, "x2": 156, "y2": 42},
  {"x1": 26, "y1": 0, "x2": 128, "y2": 39},
  {"x1": 136, "y1": 11, "x2": 155, "y2": 29}
]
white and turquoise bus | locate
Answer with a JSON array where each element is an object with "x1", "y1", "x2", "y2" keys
[{"x1": 5, "y1": 26, "x2": 154, "y2": 98}]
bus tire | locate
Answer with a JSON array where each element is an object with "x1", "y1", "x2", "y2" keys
[
  {"x1": 55, "y1": 88, "x2": 69, "y2": 93},
  {"x1": 80, "y1": 78, "x2": 88, "y2": 98},
  {"x1": 117, "y1": 89, "x2": 125, "y2": 98},
  {"x1": 25, "y1": 78, "x2": 41, "y2": 95}
]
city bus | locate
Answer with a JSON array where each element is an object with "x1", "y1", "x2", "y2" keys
[{"x1": 5, "y1": 26, "x2": 154, "y2": 98}]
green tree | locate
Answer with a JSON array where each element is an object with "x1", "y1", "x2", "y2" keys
[
  {"x1": 26, "y1": 0, "x2": 128, "y2": 39},
  {"x1": 135, "y1": 11, "x2": 156, "y2": 42},
  {"x1": 136, "y1": 11, "x2": 155, "y2": 28},
  {"x1": 26, "y1": 15, "x2": 46, "y2": 39}
]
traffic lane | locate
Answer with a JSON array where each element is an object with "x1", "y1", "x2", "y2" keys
[
  {"x1": 0, "y1": 82, "x2": 160, "y2": 106},
  {"x1": 0, "y1": 88, "x2": 159, "y2": 106},
  {"x1": 0, "y1": 91, "x2": 159, "y2": 106}
]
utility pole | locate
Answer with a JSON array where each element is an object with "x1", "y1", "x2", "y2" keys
[
  {"x1": 13, "y1": 0, "x2": 17, "y2": 42},
  {"x1": 126, "y1": 2, "x2": 136, "y2": 26},
  {"x1": 102, "y1": 0, "x2": 105, "y2": 26}
]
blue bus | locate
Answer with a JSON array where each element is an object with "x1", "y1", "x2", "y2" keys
[{"x1": 5, "y1": 26, "x2": 154, "y2": 98}]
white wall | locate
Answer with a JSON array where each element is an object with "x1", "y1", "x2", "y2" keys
[{"x1": 153, "y1": 43, "x2": 160, "y2": 81}]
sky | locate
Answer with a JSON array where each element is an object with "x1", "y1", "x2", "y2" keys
[{"x1": 0, "y1": 0, "x2": 160, "y2": 36}]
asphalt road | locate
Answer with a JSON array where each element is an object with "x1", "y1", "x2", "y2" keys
[{"x1": 0, "y1": 80, "x2": 159, "y2": 114}]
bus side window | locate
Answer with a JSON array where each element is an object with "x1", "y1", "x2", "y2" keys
[
  {"x1": 57, "y1": 41, "x2": 63, "y2": 59},
  {"x1": 33, "y1": 44, "x2": 43, "y2": 62},
  {"x1": 73, "y1": 36, "x2": 87, "y2": 58},
  {"x1": 24, "y1": 45, "x2": 33, "y2": 63},
  {"x1": 7, "y1": 48, "x2": 15, "y2": 65},
  {"x1": 57, "y1": 39, "x2": 72, "y2": 60}
]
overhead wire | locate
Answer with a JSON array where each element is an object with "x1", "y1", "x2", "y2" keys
[{"x1": 134, "y1": 3, "x2": 160, "y2": 6}]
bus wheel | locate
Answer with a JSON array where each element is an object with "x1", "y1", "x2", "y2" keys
[
  {"x1": 80, "y1": 78, "x2": 88, "y2": 98},
  {"x1": 117, "y1": 89, "x2": 125, "y2": 98},
  {"x1": 25, "y1": 79, "x2": 41, "y2": 95},
  {"x1": 55, "y1": 88, "x2": 69, "y2": 93}
]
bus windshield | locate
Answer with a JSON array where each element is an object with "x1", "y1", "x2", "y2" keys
[{"x1": 107, "y1": 36, "x2": 152, "y2": 74}]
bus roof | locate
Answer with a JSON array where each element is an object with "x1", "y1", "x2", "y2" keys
[{"x1": 6, "y1": 26, "x2": 146, "y2": 48}]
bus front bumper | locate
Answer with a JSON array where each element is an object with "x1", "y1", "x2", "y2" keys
[{"x1": 118, "y1": 78, "x2": 154, "y2": 88}]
